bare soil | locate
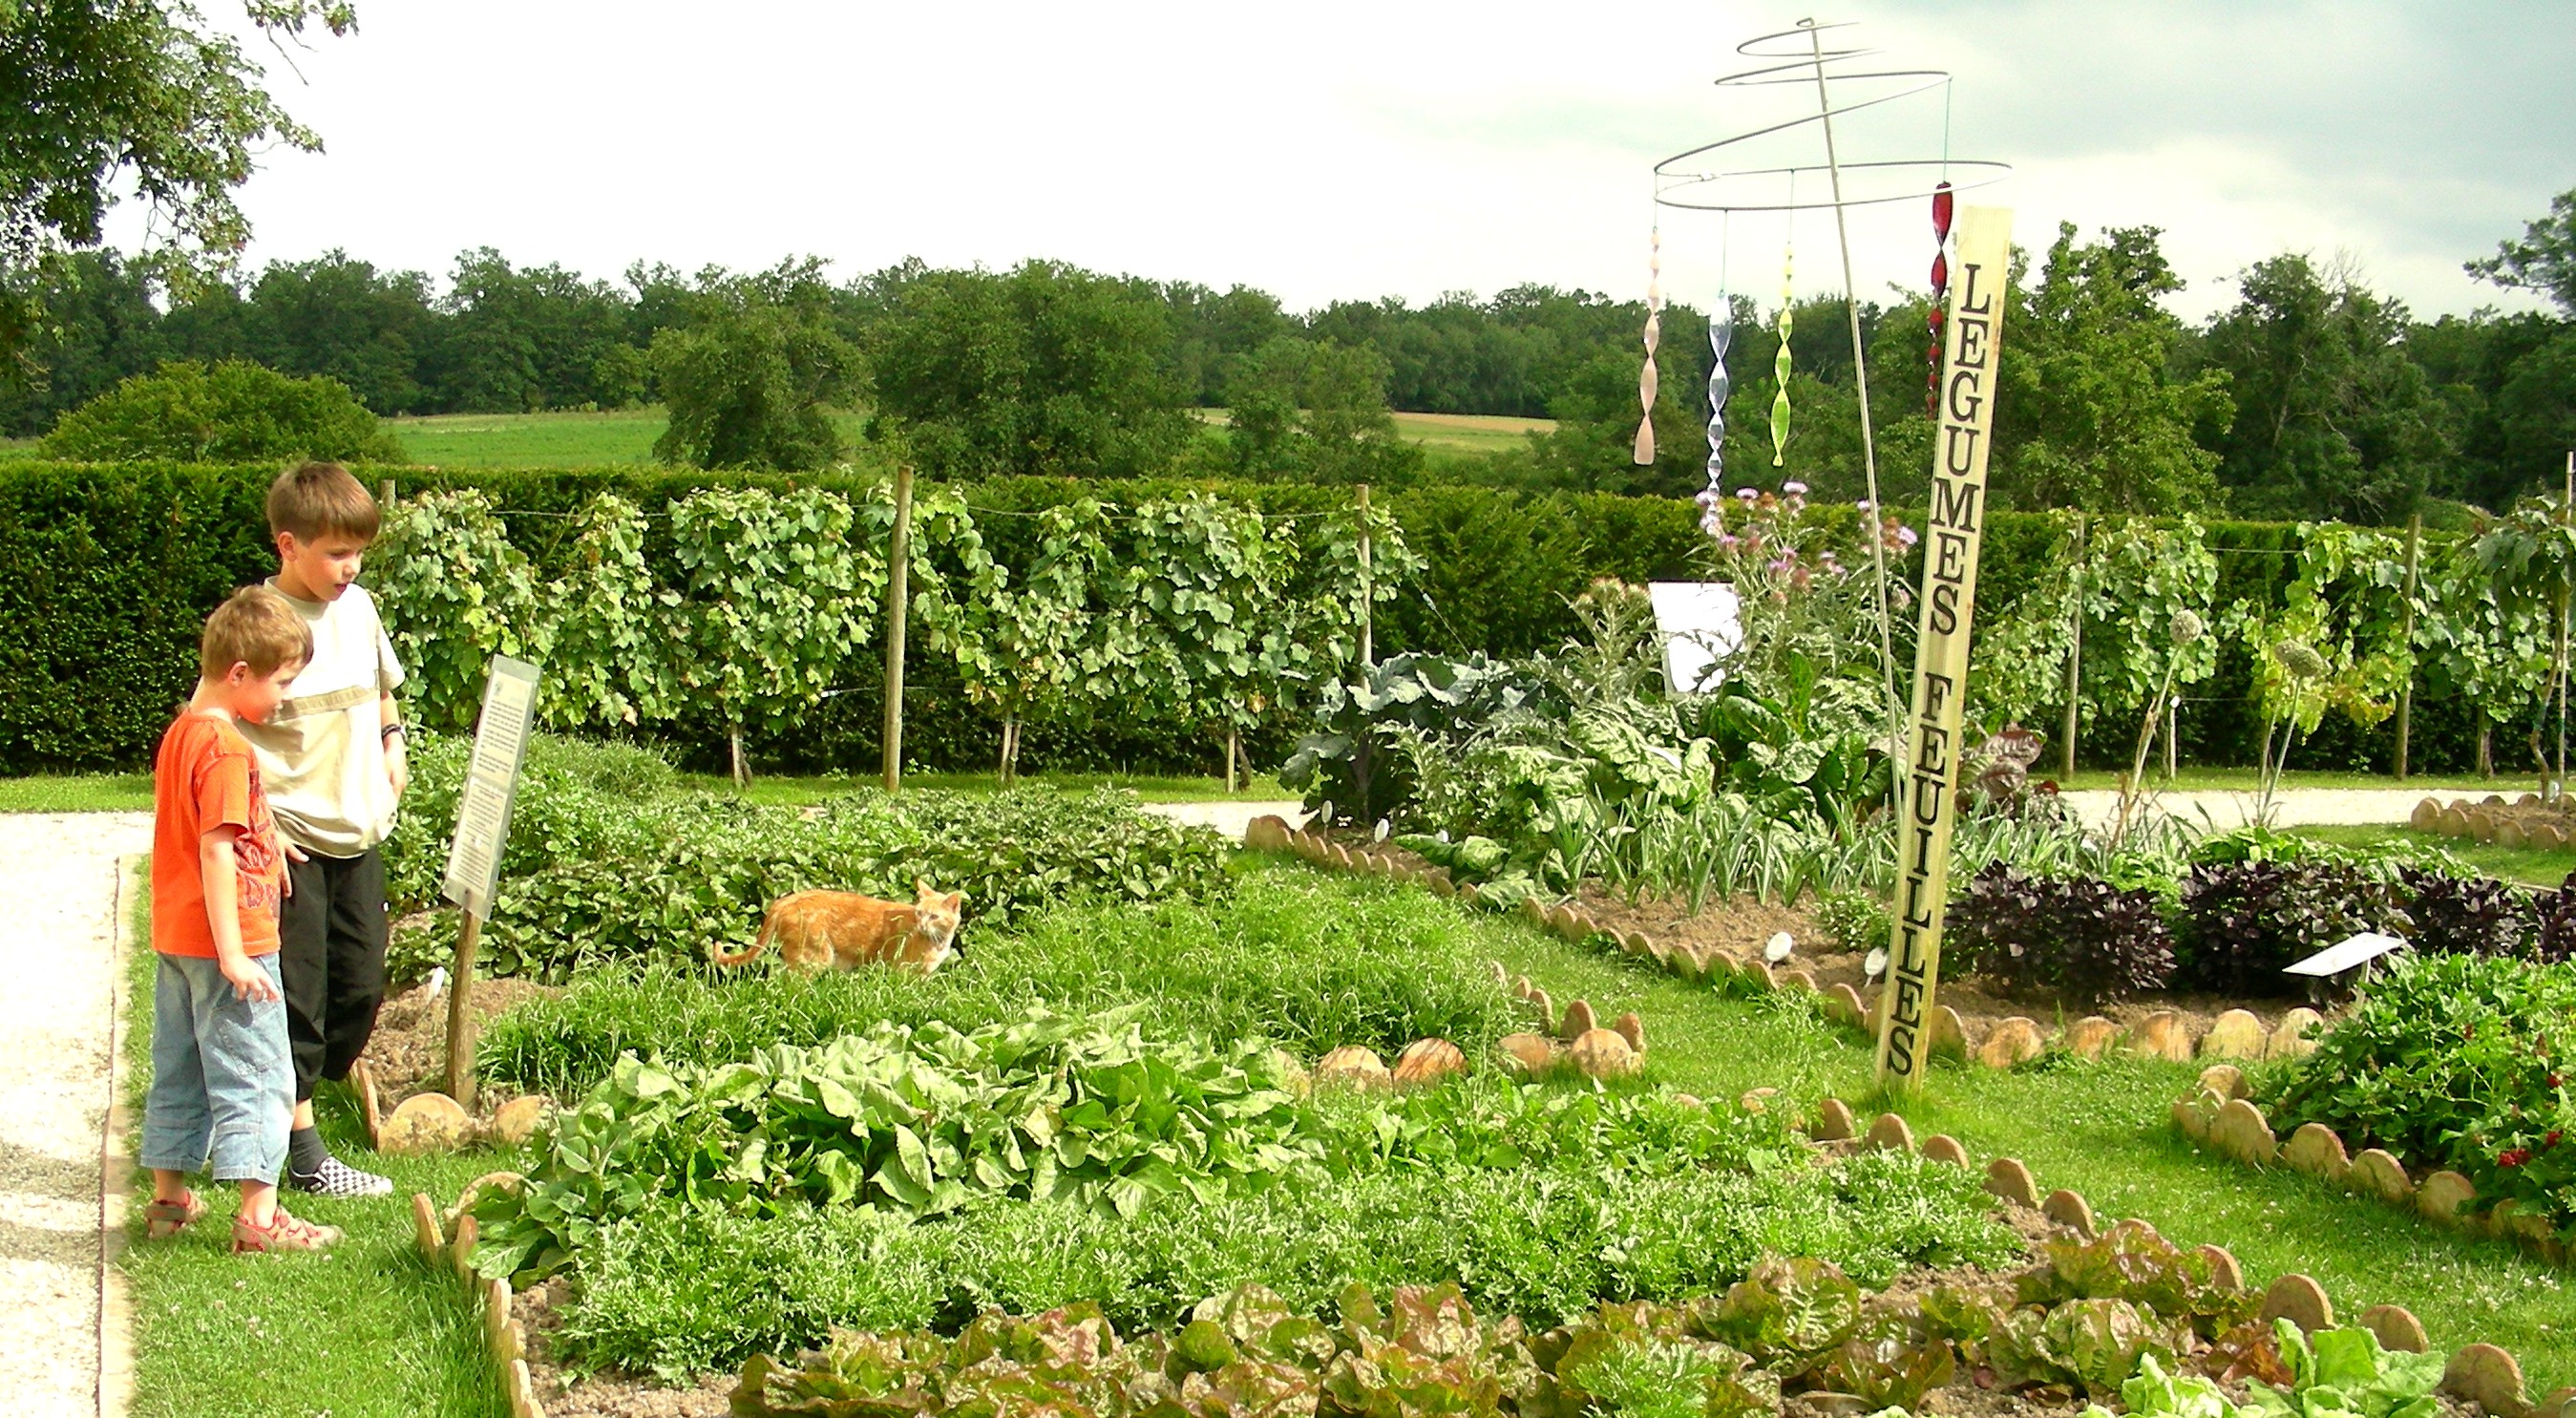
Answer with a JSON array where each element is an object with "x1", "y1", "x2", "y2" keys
[{"x1": 361, "y1": 960, "x2": 560, "y2": 1108}]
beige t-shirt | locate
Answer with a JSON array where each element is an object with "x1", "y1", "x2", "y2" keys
[{"x1": 239, "y1": 582, "x2": 408, "y2": 857}]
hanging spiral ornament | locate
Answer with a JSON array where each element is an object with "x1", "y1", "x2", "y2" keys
[
  {"x1": 1699, "y1": 307, "x2": 1732, "y2": 534},
  {"x1": 1769, "y1": 247, "x2": 1794, "y2": 468},
  {"x1": 1926, "y1": 180, "x2": 1953, "y2": 416},
  {"x1": 1635, "y1": 227, "x2": 1662, "y2": 464}
]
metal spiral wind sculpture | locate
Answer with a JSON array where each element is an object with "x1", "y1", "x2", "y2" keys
[
  {"x1": 1699, "y1": 314, "x2": 1730, "y2": 533},
  {"x1": 1636, "y1": 228, "x2": 1662, "y2": 463},
  {"x1": 1648, "y1": 16, "x2": 2008, "y2": 809}
]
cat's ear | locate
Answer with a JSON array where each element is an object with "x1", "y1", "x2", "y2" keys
[{"x1": 915, "y1": 876, "x2": 929, "y2": 897}]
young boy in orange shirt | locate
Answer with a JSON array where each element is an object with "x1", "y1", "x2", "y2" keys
[{"x1": 141, "y1": 586, "x2": 343, "y2": 1253}]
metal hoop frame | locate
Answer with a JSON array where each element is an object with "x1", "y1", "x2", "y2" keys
[{"x1": 1651, "y1": 20, "x2": 2008, "y2": 218}]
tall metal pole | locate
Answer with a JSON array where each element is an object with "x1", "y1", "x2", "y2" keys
[{"x1": 1805, "y1": 20, "x2": 1902, "y2": 815}]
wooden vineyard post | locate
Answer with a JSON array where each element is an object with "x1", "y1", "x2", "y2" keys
[
  {"x1": 2060, "y1": 512, "x2": 2085, "y2": 783},
  {"x1": 441, "y1": 914, "x2": 484, "y2": 1108},
  {"x1": 438, "y1": 656, "x2": 539, "y2": 1111},
  {"x1": 883, "y1": 465, "x2": 915, "y2": 794},
  {"x1": 1876, "y1": 204, "x2": 2013, "y2": 1091},
  {"x1": 2396, "y1": 514, "x2": 2420, "y2": 779},
  {"x1": 1357, "y1": 483, "x2": 1375, "y2": 669}
]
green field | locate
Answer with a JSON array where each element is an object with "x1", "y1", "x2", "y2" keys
[
  {"x1": 384, "y1": 408, "x2": 875, "y2": 469},
  {"x1": 385, "y1": 407, "x2": 1553, "y2": 470},
  {"x1": 11, "y1": 406, "x2": 1549, "y2": 469}
]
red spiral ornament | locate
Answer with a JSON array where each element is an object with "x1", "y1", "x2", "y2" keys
[{"x1": 1927, "y1": 180, "x2": 1954, "y2": 415}]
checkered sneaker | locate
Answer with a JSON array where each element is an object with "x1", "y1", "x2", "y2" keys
[{"x1": 287, "y1": 1155, "x2": 393, "y2": 1197}]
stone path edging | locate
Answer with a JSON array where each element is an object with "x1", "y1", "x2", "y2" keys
[
  {"x1": 2172, "y1": 1072, "x2": 2565, "y2": 1272},
  {"x1": 1243, "y1": 815, "x2": 2327, "y2": 1073}
]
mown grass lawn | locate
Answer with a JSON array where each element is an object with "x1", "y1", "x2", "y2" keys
[
  {"x1": 119, "y1": 884, "x2": 507, "y2": 1418},
  {"x1": 2052, "y1": 766, "x2": 2529, "y2": 794},
  {"x1": 2295, "y1": 822, "x2": 2576, "y2": 888},
  {"x1": 1456, "y1": 869, "x2": 2576, "y2": 1394},
  {"x1": 0, "y1": 769, "x2": 1282, "y2": 815}
]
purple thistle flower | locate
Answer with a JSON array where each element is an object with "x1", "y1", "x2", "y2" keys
[
  {"x1": 1897, "y1": 525, "x2": 1919, "y2": 548},
  {"x1": 1736, "y1": 487, "x2": 1760, "y2": 502},
  {"x1": 1782, "y1": 480, "x2": 1808, "y2": 496}
]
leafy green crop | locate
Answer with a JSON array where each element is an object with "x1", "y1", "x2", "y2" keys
[
  {"x1": 475, "y1": 1007, "x2": 1320, "y2": 1284},
  {"x1": 384, "y1": 738, "x2": 1232, "y2": 983},
  {"x1": 707, "y1": 1223, "x2": 2277, "y2": 1416},
  {"x1": 2082, "y1": 1323, "x2": 2447, "y2": 1418},
  {"x1": 477, "y1": 869, "x2": 1518, "y2": 1098},
  {"x1": 477, "y1": 1003, "x2": 1848, "y2": 1293},
  {"x1": 558, "y1": 1156, "x2": 2021, "y2": 1380},
  {"x1": 2266, "y1": 952, "x2": 2576, "y2": 1226}
]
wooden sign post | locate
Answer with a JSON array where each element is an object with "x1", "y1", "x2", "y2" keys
[
  {"x1": 439, "y1": 654, "x2": 540, "y2": 1110},
  {"x1": 1874, "y1": 205, "x2": 2014, "y2": 1090},
  {"x1": 883, "y1": 465, "x2": 914, "y2": 793}
]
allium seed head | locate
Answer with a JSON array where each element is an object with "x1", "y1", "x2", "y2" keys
[{"x1": 2274, "y1": 638, "x2": 2329, "y2": 679}]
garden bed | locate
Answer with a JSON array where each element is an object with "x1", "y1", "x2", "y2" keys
[
  {"x1": 363, "y1": 968, "x2": 561, "y2": 1104},
  {"x1": 437, "y1": 1112, "x2": 2541, "y2": 1418},
  {"x1": 1562, "y1": 883, "x2": 2324, "y2": 1054}
]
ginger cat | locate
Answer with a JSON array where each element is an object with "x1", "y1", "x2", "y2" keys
[{"x1": 712, "y1": 879, "x2": 967, "y2": 974}]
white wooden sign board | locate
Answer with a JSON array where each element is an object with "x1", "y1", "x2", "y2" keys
[
  {"x1": 2285, "y1": 931, "x2": 2408, "y2": 977},
  {"x1": 1648, "y1": 582, "x2": 1742, "y2": 695},
  {"x1": 440, "y1": 655, "x2": 541, "y2": 918}
]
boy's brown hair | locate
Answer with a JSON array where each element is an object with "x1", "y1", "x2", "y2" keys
[
  {"x1": 201, "y1": 586, "x2": 313, "y2": 680},
  {"x1": 265, "y1": 461, "x2": 382, "y2": 542}
]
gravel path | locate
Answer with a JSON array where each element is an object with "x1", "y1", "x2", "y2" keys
[
  {"x1": 1135, "y1": 799, "x2": 1309, "y2": 840},
  {"x1": 1141, "y1": 791, "x2": 2440, "y2": 844},
  {"x1": 0, "y1": 812, "x2": 148, "y2": 1418},
  {"x1": 2057, "y1": 788, "x2": 2431, "y2": 832}
]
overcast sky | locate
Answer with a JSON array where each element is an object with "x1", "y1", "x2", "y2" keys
[{"x1": 173, "y1": 0, "x2": 2573, "y2": 325}]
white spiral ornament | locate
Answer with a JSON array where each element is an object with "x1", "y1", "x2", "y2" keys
[
  {"x1": 1698, "y1": 311, "x2": 1731, "y2": 534},
  {"x1": 1635, "y1": 227, "x2": 1662, "y2": 465}
]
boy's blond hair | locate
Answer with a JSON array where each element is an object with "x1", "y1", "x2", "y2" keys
[
  {"x1": 201, "y1": 586, "x2": 313, "y2": 680},
  {"x1": 266, "y1": 461, "x2": 382, "y2": 542}
]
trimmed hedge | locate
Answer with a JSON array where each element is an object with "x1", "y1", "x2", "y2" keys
[{"x1": 0, "y1": 459, "x2": 2502, "y2": 775}]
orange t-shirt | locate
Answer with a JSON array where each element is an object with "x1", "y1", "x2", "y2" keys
[{"x1": 153, "y1": 712, "x2": 286, "y2": 959}]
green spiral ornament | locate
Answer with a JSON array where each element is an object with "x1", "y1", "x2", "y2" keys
[{"x1": 1770, "y1": 247, "x2": 1793, "y2": 467}]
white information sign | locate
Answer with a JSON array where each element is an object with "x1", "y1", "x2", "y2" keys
[
  {"x1": 2286, "y1": 931, "x2": 2409, "y2": 977},
  {"x1": 440, "y1": 656, "x2": 541, "y2": 918},
  {"x1": 1648, "y1": 582, "x2": 1742, "y2": 695}
]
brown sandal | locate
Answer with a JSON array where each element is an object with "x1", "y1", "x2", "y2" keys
[
  {"x1": 231, "y1": 1206, "x2": 343, "y2": 1254},
  {"x1": 143, "y1": 1190, "x2": 206, "y2": 1240}
]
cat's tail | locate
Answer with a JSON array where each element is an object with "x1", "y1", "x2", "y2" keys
[{"x1": 710, "y1": 912, "x2": 773, "y2": 967}]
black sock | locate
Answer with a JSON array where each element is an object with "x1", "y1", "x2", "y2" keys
[{"x1": 288, "y1": 1126, "x2": 329, "y2": 1176}]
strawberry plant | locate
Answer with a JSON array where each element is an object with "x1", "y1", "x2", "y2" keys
[{"x1": 2265, "y1": 952, "x2": 2576, "y2": 1227}]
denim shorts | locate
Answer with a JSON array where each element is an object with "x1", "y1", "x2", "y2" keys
[{"x1": 139, "y1": 952, "x2": 292, "y2": 1185}]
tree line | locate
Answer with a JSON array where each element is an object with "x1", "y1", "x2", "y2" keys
[{"x1": 6, "y1": 187, "x2": 2572, "y2": 524}]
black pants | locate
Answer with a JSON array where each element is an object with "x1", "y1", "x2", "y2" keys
[{"x1": 279, "y1": 846, "x2": 390, "y2": 1103}]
